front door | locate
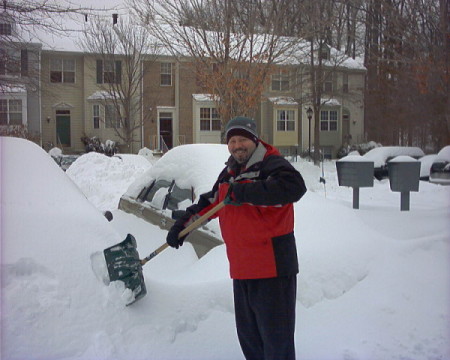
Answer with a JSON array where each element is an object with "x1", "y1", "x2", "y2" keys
[
  {"x1": 56, "y1": 110, "x2": 71, "y2": 146},
  {"x1": 159, "y1": 112, "x2": 173, "y2": 150}
]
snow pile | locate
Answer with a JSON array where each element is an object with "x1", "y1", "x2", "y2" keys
[
  {"x1": 435, "y1": 145, "x2": 450, "y2": 161},
  {"x1": 66, "y1": 152, "x2": 152, "y2": 211},
  {"x1": 363, "y1": 146, "x2": 425, "y2": 167},
  {"x1": 1, "y1": 137, "x2": 450, "y2": 360},
  {"x1": 125, "y1": 144, "x2": 229, "y2": 200}
]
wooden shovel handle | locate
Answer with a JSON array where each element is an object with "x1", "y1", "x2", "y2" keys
[{"x1": 140, "y1": 201, "x2": 225, "y2": 265}]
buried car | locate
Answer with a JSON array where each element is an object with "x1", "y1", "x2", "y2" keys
[
  {"x1": 362, "y1": 146, "x2": 425, "y2": 180},
  {"x1": 429, "y1": 145, "x2": 450, "y2": 185},
  {"x1": 119, "y1": 144, "x2": 230, "y2": 257}
]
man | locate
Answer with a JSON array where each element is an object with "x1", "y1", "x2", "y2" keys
[{"x1": 167, "y1": 116, "x2": 307, "y2": 360}]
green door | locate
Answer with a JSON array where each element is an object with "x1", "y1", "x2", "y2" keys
[{"x1": 56, "y1": 110, "x2": 71, "y2": 146}]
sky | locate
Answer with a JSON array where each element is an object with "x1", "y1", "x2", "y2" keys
[{"x1": 1, "y1": 136, "x2": 450, "y2": 360}]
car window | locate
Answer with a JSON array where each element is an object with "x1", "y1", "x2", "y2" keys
[
  {"x1": 143, "y1": 179, "x2": 173, "y2": 203},
  {"x1": 166, "y1": 183, "x2": 193, "y2": 210}
]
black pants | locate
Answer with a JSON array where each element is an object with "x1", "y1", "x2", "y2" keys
[{"x1": 233, "y1": 275, "x2": 297, "y2": 360}]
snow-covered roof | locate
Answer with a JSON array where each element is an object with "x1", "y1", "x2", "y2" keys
[
  {"x1": 1, "y1": 84, "x2": 27, "y2": 94},
  {"x1": 322, "y1": 98, "x2": 341, "y2": 106},
  {"x1": 192, "y1": 94, "x2": 217, "y2": 102},
  {"x1": 6, "y1": 1, "x2": 365, "y2": 71},
  {"x1": 268, "y1": 97, "x2": 298, "y2": 105},
  {"x1": 87, "y1": 90, "x2": 121, "y2": 100}
]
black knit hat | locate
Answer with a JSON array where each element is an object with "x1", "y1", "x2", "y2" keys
[{"x1": 225, "y1": 116, "x2": 258, "y2": 144}]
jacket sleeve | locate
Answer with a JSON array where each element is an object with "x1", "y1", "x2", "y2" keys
[{"x1": 232, "y1": 155, "x2": 307, "y2": 206}]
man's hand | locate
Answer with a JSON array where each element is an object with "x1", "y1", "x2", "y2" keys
[
  {"x1": 166, "y1": 223, "x2": 188, "y2": 249},
  {"x1": 224, "y1": 183, "x2": 241, "y2": 206}
]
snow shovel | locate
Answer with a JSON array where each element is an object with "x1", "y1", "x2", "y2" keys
[{"x1": 102, "y1": 201, "x2": 226, "y2": 305}]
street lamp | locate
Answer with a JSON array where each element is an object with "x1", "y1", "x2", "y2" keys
[{"x1": 306, "y1": 107, "x2": 313, "y2": 159}]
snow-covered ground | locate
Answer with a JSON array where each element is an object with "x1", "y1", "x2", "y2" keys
[{"x1": 1, "y1": 136, "x2": 449, "y2": 360}]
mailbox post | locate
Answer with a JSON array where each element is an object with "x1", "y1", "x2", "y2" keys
[
  {"x1": 387, "y1": 156, "x2": 421, "y2": 211},
  {"x1": 336, "y1": 156, "x2": 374, "y2": 209}
]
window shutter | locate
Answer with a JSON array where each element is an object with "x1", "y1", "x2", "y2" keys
[
  {"x1": 115, "y1": 61, "x2": 122, "y2": 84},
  {"x1": 21, "y1": 49, "x2": 28, "y2": 77},
  {"x1": 96, "y1": 60, "x2": 103, "y2": 84}
]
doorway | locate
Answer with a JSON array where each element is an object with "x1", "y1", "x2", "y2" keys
[
  {"x1": 56, "y1": 109, "x2": 71, "y2": 146},
  {"x1": 159, "y1": 112, "x2": 173, "y2": 150}
]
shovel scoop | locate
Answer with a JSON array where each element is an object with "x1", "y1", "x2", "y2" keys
[
  {"x1": 103, "y1": 233, "x2": 147, "y2": 304},
  {"x1": 96, "y1": 201, "x2": 226, "y2": 305}
]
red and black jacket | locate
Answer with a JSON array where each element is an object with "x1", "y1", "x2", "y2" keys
[{"x1": 181, "y1": 141, "x2": 307, "y2": 279}]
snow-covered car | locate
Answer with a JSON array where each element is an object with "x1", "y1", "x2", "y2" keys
[
  {"x1": 429, "y1": 145, "x2": 450, "y2": 185},
  {"x1": 119, "y1": 144, "x2": 230, "y2": 257},
  {"x1": 362, "y1": 146, "x2": 425, "y2": 180}
]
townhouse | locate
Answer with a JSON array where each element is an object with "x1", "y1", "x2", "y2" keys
[
  {"x1": 2, "y1": 12, "x2": 366, "y2": 158},
  {"x1": 142, "y1": 52, "x2": 366, "y2": 159}
]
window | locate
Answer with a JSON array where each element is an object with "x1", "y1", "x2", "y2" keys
[
  {"x1": 320, "y1": 110, "x2": 338, "y2": 131},
  {"x1": 320, "y1": 47, "x2": 330, "y2": 60},
  {"x1": 50, "y1": 58, "x2": 75, "y2": 83},
  {"x1": 276, "y1": 110, "x2": 295, "y2": 131},
  {"x1": 96, "y1": 60, "x2": 121, "y2": 84},
  {"x1": 321, "y1": 146, "x2": 333, "y2": 160},
  {"x1": 93, "y1": 104, "x2": 100, "y2": 129},
  {"x1": 105, "y1": 104, "x2": 121, "y2": 128},
  {"x1": 160, "y1": 63, "x2": 172, "y2": 86},
  {"x1": 271, "y1": 71, "x2": 289, "y2": 91},
  {"x1": 0, "y1": 99, "x2": 23, "y2": 125},
  {"x1": 0, "y1": 48, "x2": 20, "y2": 76},
  {"x1": 323, "y1": 71, "x2": 333, "y2": 92},
  {"x1": 200, "y1": 107, "x2": 220, "y2": 131},
  {"x1": 343, "y1": 73, "x2": 349, "y2": 93},
  {"x1": 0, "y1": 23, "x2": 12, "y2": 35}
]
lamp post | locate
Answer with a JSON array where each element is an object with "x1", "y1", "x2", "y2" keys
[{"x1": 306, "y1": 107, "x2": 313, "y2": 159}]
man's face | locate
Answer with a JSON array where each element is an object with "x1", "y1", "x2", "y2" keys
[{"x1": 227, "y1": 135, "x2": 257, "y2": 164}]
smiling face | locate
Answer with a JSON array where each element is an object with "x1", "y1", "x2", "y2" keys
[{"x1": 227, "y1": 135, "x2": 257, "y2": 164}]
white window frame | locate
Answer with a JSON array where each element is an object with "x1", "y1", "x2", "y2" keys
[
  {"x1": 50, "y1": 58, "x2": 75, "y2": 83},
  {"x1": 271, "y1": 70, "x2": 290, "y2": 91},
  {"x1": 0, "y1": 98, "x2": 23, "y2": 125},
  {"x1": 160, "y1": 63, "x2": 172, "y2": 86},
  {"x1": 276, "y1": 109, "x2": 295, "y2": 131},
  {"x1": 199, "y1": 107, "x2": 220, "y2": 132},
  {"x1": 320, "y1": 110, "x2": 338, "y2": 132},
  {"x1": 93, "y1": 104, "x2": 100, "y2": 129}
]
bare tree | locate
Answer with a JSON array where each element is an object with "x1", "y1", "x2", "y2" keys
[
  {"x1": 79, "y1": 15, "x2": 160, "y2": 151},
  {"x1": 363, "y1": 0, "x2": 448, "y2": 151},
  {"x1": 130, "y1": 0, "x2": 300, "y2": 139}
]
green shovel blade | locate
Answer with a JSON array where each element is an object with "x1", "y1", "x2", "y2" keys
[{"x1": 103, "y1": 234, "x2": 147, "y2": 305}]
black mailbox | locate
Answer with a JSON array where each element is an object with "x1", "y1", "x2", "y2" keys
[
  {"x1": 336, "y1": 158, "x2": 374, "y2": 209},
  {"x1": 387, "y1": 158, "x2": 420, "y2": 211}
]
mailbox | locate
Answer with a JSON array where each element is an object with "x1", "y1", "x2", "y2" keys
[
  {"x1": 387, "y1": 157, "x2": 420, "y2": 211},
  {"x1": 336, "y1": 156, "x2": 374, "y2": 209}
]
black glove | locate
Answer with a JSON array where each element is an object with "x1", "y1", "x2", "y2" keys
[
  {"x1": 166, "y1": 222, "x2": 189, "y2": 249},
  {"x1": 224, "y1": 183, "x2": 241, "y2": 206}
]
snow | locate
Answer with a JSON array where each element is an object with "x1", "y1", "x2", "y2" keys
[
  {"x1": 363, "y1": 146, "x2": 425, "y2": 168},
  {"x1": 436, "y1": 145, "x2": 450, "y2": 162},
  {"x1": 388, "y1": 155, "x2": 418, "y2": 163},
  {"x1": 65, "y1": 152, "x2": 152, "y2": 212},
  {"x1": 419, "y1": 154, "x2": 437, "y2": 178},
  {"x1": 2, "y1": 136, "x2": 450, "y2": 360},
  {"x1": 338, "y1": 154, "x2": 372, "y2": 162},
  {"x1": 268, "y1": 97, "x2": 298, "y2": 105}
]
